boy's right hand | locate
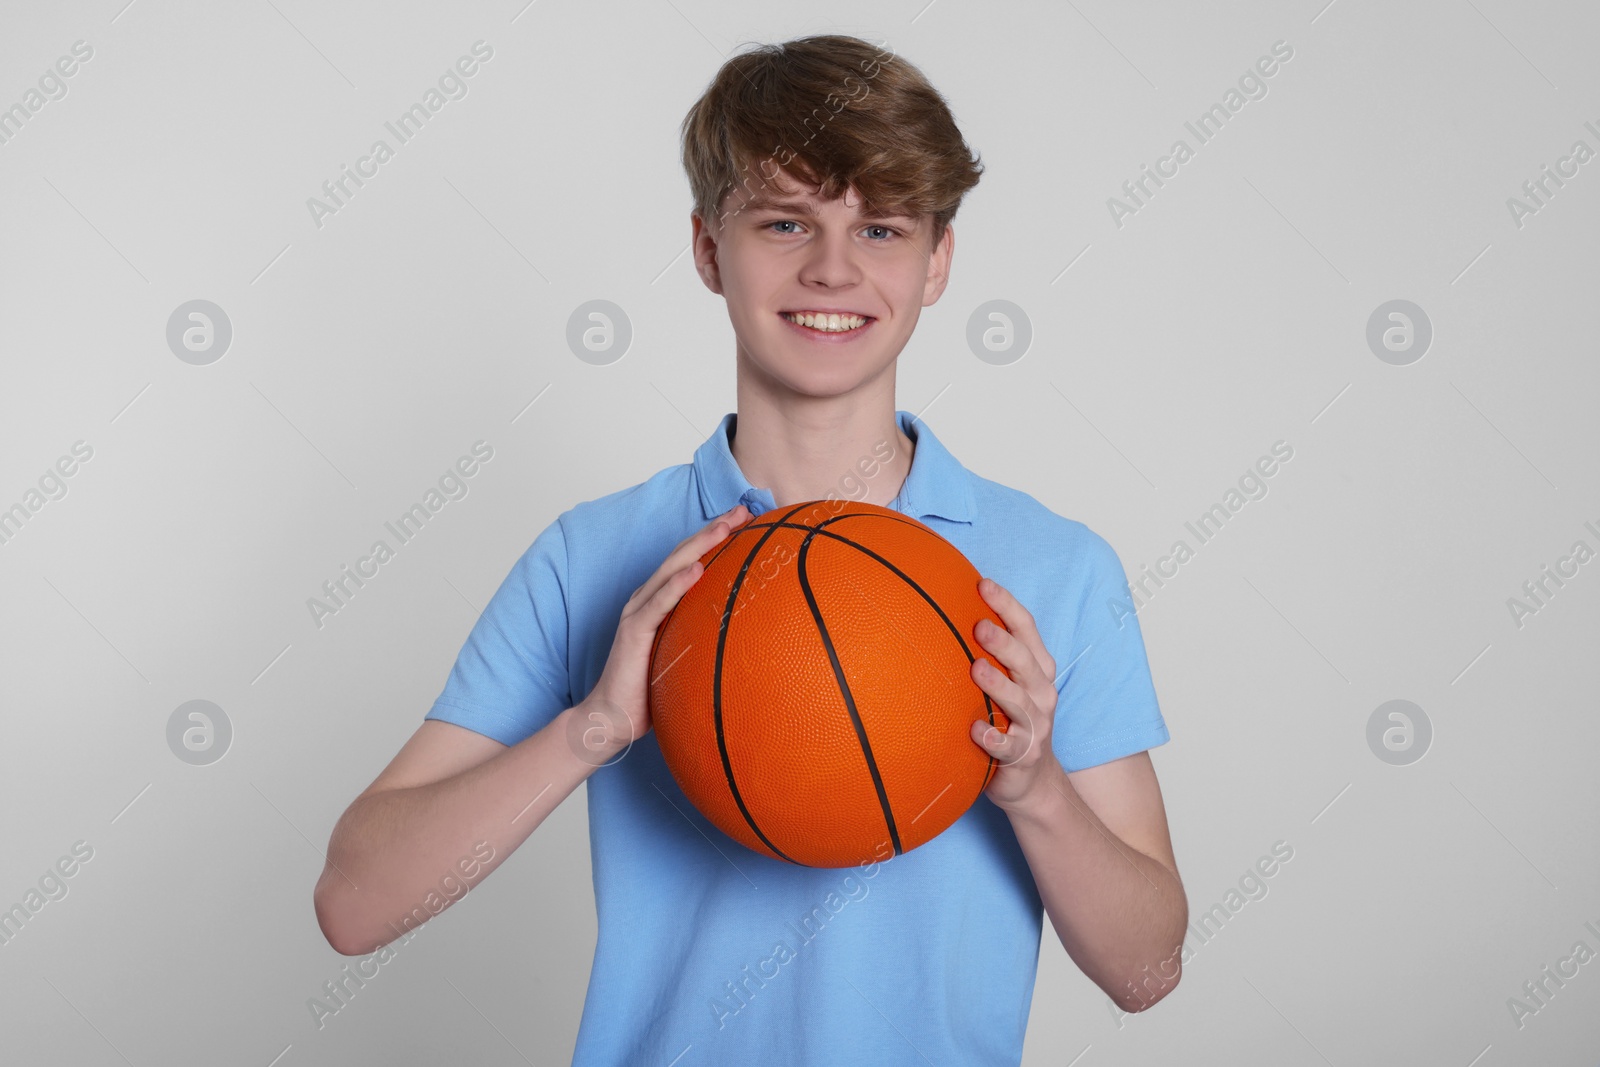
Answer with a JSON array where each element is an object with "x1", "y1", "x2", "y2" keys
[{"x1": 573, "y1": 503, "x2": 751, "y2": 765}]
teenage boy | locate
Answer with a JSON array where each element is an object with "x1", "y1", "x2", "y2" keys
[{"x1": 315, "y1": 33, "x2": 1185, "y2": 1064}]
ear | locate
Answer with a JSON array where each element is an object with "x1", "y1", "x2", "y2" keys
[
  {"x1": 691, "y1": 211, "x2": 724, "y2": 295},
  {"x1": 921, "y1": 221, "x2": 955, "y2": 307}
]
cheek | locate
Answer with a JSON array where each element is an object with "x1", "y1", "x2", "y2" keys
[
  {"x1": 883, "y1": 289, "x2": 927, "y2": 330},
  {"x1": 718, "y1": 274, "x2": 769, "y2": 330},
  {"x1": 726, "y1": 258, "x2": 784, "y2": 311},
  {"x1": 888, "y1": 256, "x2": 935, "y2": 305}
]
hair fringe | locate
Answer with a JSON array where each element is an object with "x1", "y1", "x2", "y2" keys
[{"x1": 680, "y1": 34, "x2": 983, "y2": 247}]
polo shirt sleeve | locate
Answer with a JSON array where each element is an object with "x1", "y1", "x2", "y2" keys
[
  {"x1": 423, "y1": 516, "x2": 573, "y2": 747},
  {"x1": 1049, "y1": 528, "x2": 1170, "y2": 772}
]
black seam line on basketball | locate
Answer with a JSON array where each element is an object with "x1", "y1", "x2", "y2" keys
[
  {"x1": 653, "y1": 524, "x2": 762, "y2": 685},
  {"x1": 712, "y1": 502, "x2": 816, "y2": 867},
  {"x1": 795, "y1": 528, "x2": 904, "y2": 858},
  {"x1": 732, "y1": 517, "x2": 999, "y2": 700},
  {"x1": 726, "y1": 515, "x2": 1003, "y2": 798},
  {"x1": 721, "y1": 509, "x2": 931, "y2": 544},
  {"x1": 718, "y1": 514, "x2": 1001, "y2": 810},
  {"x1": 798, "y1": 515, "x2": 1003, "y2": 810},
  {"x1": 814, "y1": 514, "x2": 1004, "y2": 804},
  {"x1": 734, "y1": 510, "x2": 931, "y2": 537}
]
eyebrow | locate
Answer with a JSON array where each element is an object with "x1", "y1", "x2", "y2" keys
[{"x1": 739, "y1": 195, "x2": 918, "y2": 222}]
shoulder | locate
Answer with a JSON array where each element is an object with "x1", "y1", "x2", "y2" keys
[
  {"x1": 964, "y1": 471, "x2": 1128, "y2": 590},
  {"x1": 564, "y1": 459, "x2": 696, "y2": 534},
  {"x1": 520, "y1": 460, "x2": 700, "y2": 582}
]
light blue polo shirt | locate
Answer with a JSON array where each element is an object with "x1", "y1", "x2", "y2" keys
[{"x1": 425, "y1": 409, "x2": 1170, "y2": 1065}]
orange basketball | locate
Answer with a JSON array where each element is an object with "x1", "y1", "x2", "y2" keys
[{"x1": 648, "y1": 499, "x2": 1012, "y2": 868}]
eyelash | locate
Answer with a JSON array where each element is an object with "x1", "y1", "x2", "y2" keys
[{"x1": 765, "y1": 220, "x2": 900, "y2": 241}]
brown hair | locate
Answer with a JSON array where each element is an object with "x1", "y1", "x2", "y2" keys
[{"x1": 680, "y1": 34, "x2": 983, "y2": 250}]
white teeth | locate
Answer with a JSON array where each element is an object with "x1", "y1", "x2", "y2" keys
[{"x1": 783, "y1": 312, "x2": 868, "y2": 332}]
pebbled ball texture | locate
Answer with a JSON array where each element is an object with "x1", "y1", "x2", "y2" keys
[{"x1": 649, "y1": 500, "x2": 1012, "y2": 868}]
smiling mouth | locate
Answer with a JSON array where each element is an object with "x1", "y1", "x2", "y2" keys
[{"x1": 780, "y1": 311, "x2": 873, "y2": 334}]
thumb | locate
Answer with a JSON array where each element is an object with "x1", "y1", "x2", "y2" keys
[{"x1": 972, "y1": 718, "x2": 1007, "y2": 750}]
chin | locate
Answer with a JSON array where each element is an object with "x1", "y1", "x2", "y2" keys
[{"x1": 768, "y1": 361, "x2": 894, "y2": 400}]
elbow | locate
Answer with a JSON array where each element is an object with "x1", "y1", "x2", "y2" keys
[
  {"x1": 313, "y1": 875, "x2": 374, "y2": 957},
  {"x1": 1110, "y1": 959, "x2": 1182, "y2": 1015},
  {"x1": 1121, "y1": 972, "x2": 1180, "y2": 1014},
  {"x1": 317, "y1": 909, "x2": 380, "y2": 958},
  {"x1": 1107, "y1": 892, "x2": 1188, "y2": 1014},
  {"x1": 318, "y1": 919, "x2": 371, "y2": 958},
  {"x1": 324, "y1": 931, "x2": 372, "y2": 958}
]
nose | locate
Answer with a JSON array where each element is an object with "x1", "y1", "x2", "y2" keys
[{"x1": 796, "y1": 228, "x2": 862, "y2": 290}]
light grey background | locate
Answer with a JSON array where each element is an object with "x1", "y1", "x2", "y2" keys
[{"x1": 1, "y1": 0, "x2": 1596, "y2": 1063}]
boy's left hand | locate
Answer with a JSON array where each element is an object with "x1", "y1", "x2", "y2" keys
[{"x1": 968, "y1": 576, "x2": 1061, "y2": 814}]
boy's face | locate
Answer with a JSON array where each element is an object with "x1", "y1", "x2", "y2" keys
[{"x1": 691, "y1": 169, "x2": 954, "y2": 400}]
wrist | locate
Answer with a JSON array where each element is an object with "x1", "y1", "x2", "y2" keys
[
  {"x1": 998, "y1": 758, "x2": 1073, "y2": 827},
  {"x1": 563, "y1": 697, "x2": 637, "y2": 766}
]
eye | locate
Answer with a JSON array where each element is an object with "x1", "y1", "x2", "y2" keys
[
  {"x1": 863, "y1": 225, "x2": 898, "y2": 241},
  {"x1": 766, "y1": 220, "x2": 801, "y2": 234}
]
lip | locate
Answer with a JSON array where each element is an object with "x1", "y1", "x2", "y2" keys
[{"x1": 777, "y1": 311, "x2": 876, "y2": 343}]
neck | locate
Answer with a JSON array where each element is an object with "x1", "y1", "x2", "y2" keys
[{"x1": 728, "y1": 383, "x2": 915, "y2": 511}]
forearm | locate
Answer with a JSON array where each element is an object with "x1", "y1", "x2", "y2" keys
[
  {"x1": 1006, "y1": 760, "x2": 1188, "y2": 1011},
  {"x1": 314, "y1": 703, "x2": 605, "y2": 954}
]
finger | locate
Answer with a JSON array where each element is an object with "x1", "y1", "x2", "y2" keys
[
  {"x1": 972, "y1": 654, "x2": 1030, "y2": 720},
  {"x1": 633, "y1": 506, "x2": 749, "y2": 607},
  {"x1": 979, "y1": 577, "x2": 1056, "y2": 681},
  {"x1": 974, "y1": 651, "x2": 1044, "y2": 751},
  {"x1": 643, "y1": 556, "x2": 708, "y2": 626},
  {"x1": 639, "y1": 502, "x2": 751, "y2": 613},
  {"x1": 670, "y1": 504, "x2": 750, "y2": 561},
  {"x1": 626, "y1": 556, "x2": 711, "y2": 662},
  {"x1": 698, "y1": 503, "x2": 752, "y2": 540},
  {"x1": 975, "y1": 617, "x2": 1049, "y2": 691},
  {"x1": 970, "y1": 707, "x2": 1034, "y2": 766}
]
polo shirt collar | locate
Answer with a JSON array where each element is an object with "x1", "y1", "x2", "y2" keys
[{"x1": 693, "y1": 409, "x2": 974, "y2": 524}]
